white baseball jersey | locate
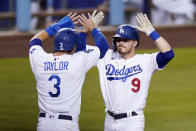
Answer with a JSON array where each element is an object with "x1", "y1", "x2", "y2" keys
[
  {"x1": 29, "y1": 45, "x2": 100, "y2": 118},
  {"x1": 97, "y1": 49, "x2": 162, "y2": 113}
]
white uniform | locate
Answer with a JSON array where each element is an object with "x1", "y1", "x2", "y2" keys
[
  {"x1": 29, "y1": 45, "x2": 100, "y2": 131},
  {"x1": 97, "y1": 49, "x2": 162, "y2": 131}
]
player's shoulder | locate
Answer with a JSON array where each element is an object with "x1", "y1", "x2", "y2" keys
[
  {"x1": 136, "y1": 52, "x2": 159, "y2": 62},
  {"x1": 29, "y1": 45, "x2": 44, "y2": 56},
  {"x1": 139, "y1": 52, "x2": 159, "y2": 57},
  {"x1": 86, "y1": 45, "x2": 98, "y2": 50},
  {"x1": 29, "y1": 45, "x2": 51, "y2": 61},
  {"x1": 84, "y1": 45, "x2": 100, "y2": 54},
  {"x1": 29, "y1": 45, "x2": 42, "y2": 51},
  {"x1": 104, "y1": 49, "x2": 113, "y2": 56},
  {"x1": 107, "y1": 49, "x2": 114, "y2": 54},
  {"x1": 97, "y1": 49, "x2": 114, "y2": 62},
  {"x1": 73, "y1": 45, "x2": 100, "y2": 60}
]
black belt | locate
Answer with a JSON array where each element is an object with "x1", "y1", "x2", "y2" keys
[
  {"x1": 39, "y1": 113, "x2": 72, "y2": 120},
  {"x1": 107, "y1": 110, "x2": 137, "y2": 120}
]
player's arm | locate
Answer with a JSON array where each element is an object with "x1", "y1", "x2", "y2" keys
[
  {"x1": 76, "y1": 10, "x2": 106, "y2": 52},
  {"x1": 78, "y1": 12, "x2": 109, "y2": 58},
  {"x1": 29, "y1": 13, "x2": 78, "y2": 49},
  {"x1": 76, "y1": 32, "x2": 87, "y2": 52},
  {"x1": 135, "y1": 13, "x2": 174, "y2": 68}
]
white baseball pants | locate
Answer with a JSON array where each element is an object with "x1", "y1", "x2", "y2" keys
[
  {"x1": 37, "y1": 113, "x2": 79, "y2": 131},
  {"x1": 104, "y1": 111, "x2": 145, "y2": 131}
]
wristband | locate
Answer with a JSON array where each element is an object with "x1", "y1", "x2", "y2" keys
[
  {"x1": 45, "y1": 16, "x2": 75, "y2": 37},
  {"x1": 149, "y1": 30, "x2": 160, "y2": 41},
  {"x1": 58, "y1": 16, "x2": 74, "y2": 29},
  {"x1": 45, "y1": 23, "x2": 61, "y2": 37}
]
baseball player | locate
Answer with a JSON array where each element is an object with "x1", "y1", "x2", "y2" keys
[
  {"x1": 96, "y1": 13, "x2": 174, "y2": 131},
  {"x1": 29, "y1": 11, "x2": 108, "y2": 131}
]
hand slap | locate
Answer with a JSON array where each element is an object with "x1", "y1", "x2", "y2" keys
[
  {"x1": 78, "y1": 13, "x2": 96, "y2": 32},
  {"x1": 92, "y1": 10, "x2": 104, "y2": 26},
  {"x1": 67, "y1": 12, "x2": 79, "y2": 25}
]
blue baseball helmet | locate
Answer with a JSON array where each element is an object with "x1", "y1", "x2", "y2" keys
[
  {"x1": 113, "y1": 24, "x2": 140, "y2": 49},
  {"x1": 54, "y1": 28, "x2": 78, "y2": 52}
]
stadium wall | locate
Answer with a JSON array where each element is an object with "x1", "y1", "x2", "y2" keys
[{"x1": 0, "y1": 25, "x2": 195, "y2": 58}]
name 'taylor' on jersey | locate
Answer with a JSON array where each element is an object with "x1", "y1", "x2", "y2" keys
[{"x1": 44, "y1": 60, "x2": 69, "y2": 71}]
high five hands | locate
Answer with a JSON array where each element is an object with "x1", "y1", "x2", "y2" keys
[{"x1": 67, "y1": 10, "x2": 104, "y2": 33}]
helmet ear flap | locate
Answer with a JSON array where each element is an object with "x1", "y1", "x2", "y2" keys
[
  {"x1": 136, "y1": 41, "x2": 139, "y2": 47},
  {"x1": 112, "y1": 37, "x2": 118, "y2": 52}
]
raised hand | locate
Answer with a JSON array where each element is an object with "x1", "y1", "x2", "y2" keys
[
  {"x1": 67, "y1": 12, "x2": 79, "y2": 25},
  {"x1": 78, "y1": 13, "x2": 96, "y2": 32},
  {"x1": 91, "y1": 10, "x2": 104, "y2": 26},
  {"x1": 135, "y1": 13, "x2": 155, "y2": 35}
]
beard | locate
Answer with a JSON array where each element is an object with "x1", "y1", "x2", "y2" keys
[{"x1": 117, "y1": 45, "x2": 133, "y2": 54}]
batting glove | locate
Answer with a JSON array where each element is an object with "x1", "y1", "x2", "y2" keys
[
  {"x1": 135, "y1": 13, "x2": 155, "y2": 36},
  {"x1": 92, "y1": 10, "x2": 104, "y2": 26}
]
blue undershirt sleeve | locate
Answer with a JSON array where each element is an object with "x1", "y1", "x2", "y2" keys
[
  {"x1": 76, "y1": 32, "x2": 87, "y2": 52},
  {"x1": 91, "y1": 28, "x2": 109, "y2": 59},
  {"x1": 156, "y1": 49, "x2": 174, "y2": 69},
  {"x1": 29, "y1": 38, "x2": 43, "y2": 49},
  {"x1": 45, "y1": 16, "x2": 74, "y2": 37}
]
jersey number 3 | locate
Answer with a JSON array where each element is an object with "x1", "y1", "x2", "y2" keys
[
  {"x1": 48, "y1": 75, "x2": 61, "y2": 97},
  {"x1": 131, "y1": 78, "x2": 140, "y2": 93}
]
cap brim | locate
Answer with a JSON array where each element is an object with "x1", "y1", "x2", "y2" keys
[{"x1": 113, "y1": 34, "x2": 122, "y2": 38}]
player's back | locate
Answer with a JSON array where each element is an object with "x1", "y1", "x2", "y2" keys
[
  {"x1": 36, "y1": 53, "x2": 84, "y2": 115},
  {"x1": 29, "y1": 45, "x2": 100, "y2": 117}
]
